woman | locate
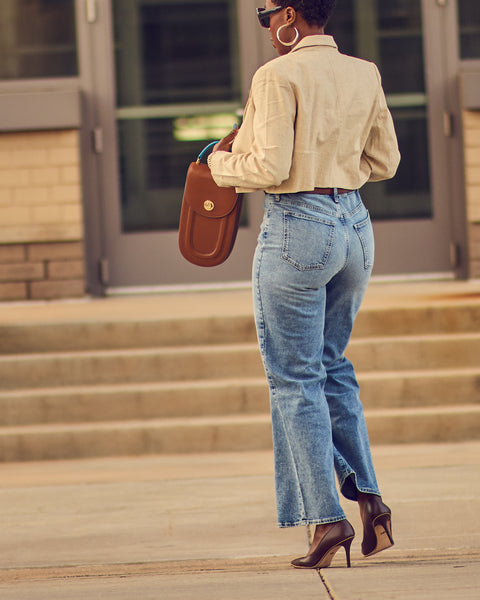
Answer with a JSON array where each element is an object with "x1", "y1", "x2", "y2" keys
[{"x1": 208, "y1": 0, "x2": 400, "y2": 569}]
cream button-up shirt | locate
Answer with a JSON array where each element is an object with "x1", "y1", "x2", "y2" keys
[{"x1": 208, "y1": 35, "x2": 400, "y2": 194}]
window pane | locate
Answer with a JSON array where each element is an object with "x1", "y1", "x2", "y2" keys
[
  {"x1": 114, "y1": 0, "x2": 242, "y2": 233},
  {"x1": 0, "y1": 0, "x2": 78, "y2": 79},
  {"x1": 326, "y1": 0, "x2": 432, "y2": 221},
  {"x1": 458, "y1": 0, "x2": 480, "y2": 59},
  {"x1": 114, "y1": 0, "x2": 240, "y2": 107},
  {"x1": 361, "y1": 107, "x2": 431, "y2": 220}
]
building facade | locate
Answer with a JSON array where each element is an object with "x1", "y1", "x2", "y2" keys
[{"x1": 0, "y1": 0, "x2": 479, "y2": 300}]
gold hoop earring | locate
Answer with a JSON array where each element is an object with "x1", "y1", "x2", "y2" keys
[{"x1": 276, "y1": 24, "x2": 300, "y2": 47}]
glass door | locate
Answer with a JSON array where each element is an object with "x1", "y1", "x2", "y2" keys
[
  {"x1": 327, "y1": 0, "x2": 456, "y2": 276},
  {"x1": 95, "y1": 0, "x2": 262, "y2": 289}
]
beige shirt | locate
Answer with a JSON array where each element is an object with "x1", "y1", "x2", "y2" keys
[{"x1": 208, "y1": 35, "x2": 400, "y2": 194}]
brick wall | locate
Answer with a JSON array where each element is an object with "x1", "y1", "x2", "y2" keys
[
  {"x1": 0, "y1": 130, "x2": 86, "y2": 300},
  {"x1": 463, "y1": 111, "x2": 480, "y2": 278}
]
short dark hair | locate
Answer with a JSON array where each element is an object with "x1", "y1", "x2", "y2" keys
[{"x1": 272, "y1": 0, "x2": 336, "y2": 28}]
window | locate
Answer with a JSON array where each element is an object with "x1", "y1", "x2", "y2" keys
[
  {"x1": 0, "y1": 0, "x2": 78, "y2": 80},
  {"x1": 458, "y1": 0, "x2": 480, "y2": 59}
]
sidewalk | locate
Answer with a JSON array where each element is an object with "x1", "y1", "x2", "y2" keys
[
  {"x1": 0, "y1": 442, "x2": 478, "y2": 599},
  {"x1": 0, "y1": 280, "x2": 479, "y2": 598}
]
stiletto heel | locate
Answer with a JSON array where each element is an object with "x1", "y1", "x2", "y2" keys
[
  {"x1": 291, "y1": 520, "x2": 355, "y2": 569},
  {"x1": 343, "y1": 536, "x2": 353, "y2": 568},
  {"x1": 361, "y1": 496, "x2": 394, "y2": 557}
]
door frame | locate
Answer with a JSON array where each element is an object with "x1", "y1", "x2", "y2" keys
[
  {"x1": 360, "y1": 0, "x2": 467, "y2": 278},
  {"x1": 77, "y1": 0, "x2": 274, "y2": 294}
]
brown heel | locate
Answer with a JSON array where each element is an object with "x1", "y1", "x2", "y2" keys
[
  {"x1": 291, "y1": 520, "x2": 355, "y2": 569},
  {"x1": 343, "y1": 535, "x2": 353, "y2": 568},
  {"x1": 361, "y1": 497, "x2": 394, "y2": 557}
]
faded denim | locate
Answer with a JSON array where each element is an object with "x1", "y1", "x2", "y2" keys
[{"x1": 253, "y1": 190, "x2": 380, "y2": 528}]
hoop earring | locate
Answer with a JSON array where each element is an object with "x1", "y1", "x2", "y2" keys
[{"x1": 276, "y1": 24, "x2": 300, "y2": 47}]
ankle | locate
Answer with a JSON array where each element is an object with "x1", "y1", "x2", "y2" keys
[{"x1": 358, "y1": 492, "x2": 380, "y2": 519}]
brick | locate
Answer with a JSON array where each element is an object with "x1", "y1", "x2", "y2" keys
[
  {"x1": 56, "y1": 131, "x2": 79, "y2": 148},
  {"x1": 0, "y1": 151, "x2": 12, "y2": 168},
  {"x1": 30, "y1": 205, "x2": 62, "y2": 224},
  {"x1": 0, "y1": 223, "x2": 83, "y2": 244},
  {"x1": 48, "y1": 147, "x2": 79, "y2": 166},
  {"x1": 0, "y1": 244, "x2": 25, "y2": 263},
  {"x1": 463, "y1": 111, "x2": 480, "y2": 130},
  {"x1": 469, "y1": 263, "x2": 480, "y2": 279},
  {"x1": 469, "y1": 224, "x2": 480, "y2": 251},
  {"x1": 0, "y1": 206, "x2": 31, "y2": 226},
  {"x1": 13, "y1": 187, "x2": 49, "y2": 205},
  {"x1": 0, "y1": 282, "x2": 27, "y2": 301},
  {"x1": 30, "y1": 167, "x2": 60, "y2": 186},
  {"x1": 30, "y1": 279, "x2": 85, "y2": 300},
  {"x1": 48, "y1": 259, "x2": 85, "y2": 280},
  {"x1": 0, "y1": 131, "x2": 64, "y2": 151},
  {"x1": 61, "y1": 203, "x2": 83, "y2": 223},
  {"x1": 0, "y1": 189, "x2": 12, "y2": 205},
  {"x1": 464, "y1": 130, "x2": 480, "y2": 148},
  {"x1": 27, "y1": 242, "x2": 84, "y2": 261},
  {"x1": 0, "y1": 133, "x2": 26, "y2": 151},
  {"x1": 0, "y1": 262, "x2": 44, "y2": 282},
  {"x1": 465, "y1": 147, "x2": 480, "y2": 166},
  {"x1": 60, "y1": 166, "x2": 80, "y2": 184},
  {"x1": 0, "y1": 169, "x2": 30, "y2": 188},
  {"x1": 11, "y1": 149, "x2": 49, "y2": 168},
  {"x1": 466, "y1": 167, "x2": 480, "y2": 185},
  {"x1": 52, "y1": 185, "x2": 81, "y2": 203}
]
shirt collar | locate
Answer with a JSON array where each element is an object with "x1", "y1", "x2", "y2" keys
[{"x1": 292, "y1": 35, "x2": 338, "y2": 52}]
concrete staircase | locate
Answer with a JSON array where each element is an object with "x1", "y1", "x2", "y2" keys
[{"x1": 0, "y1": 298, "x2": 479, "y2": 461}]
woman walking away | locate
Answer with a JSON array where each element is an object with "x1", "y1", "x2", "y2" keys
[{"x1": 208, "y1": 0, "x2": 400, "y2": 569}]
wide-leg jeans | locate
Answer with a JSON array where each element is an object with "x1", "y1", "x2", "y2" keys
[{"x1": 253, "y1": 190, "x2": 381, "y2": 528}]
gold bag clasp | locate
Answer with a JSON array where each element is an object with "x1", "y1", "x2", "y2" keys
[{"x1": 204, "y1": 200, "x2": 215, "y2": 212}]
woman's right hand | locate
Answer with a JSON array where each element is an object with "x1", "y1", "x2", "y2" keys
[{"x1": 212, "y1": 125, "x2": 238, "y2": 153}]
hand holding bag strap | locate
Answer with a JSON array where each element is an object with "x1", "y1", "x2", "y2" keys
[{"x1": 178, "y1": 143, "x2": 243, "y2": 267}]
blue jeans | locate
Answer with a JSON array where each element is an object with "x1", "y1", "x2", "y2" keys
[{"x1": 253, "y1": 191, "x2": 380, "y2": 528}]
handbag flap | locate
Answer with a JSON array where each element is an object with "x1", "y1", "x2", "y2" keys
[{"x1": 183, "y1": 162, "x2": 238, "y2": 218}]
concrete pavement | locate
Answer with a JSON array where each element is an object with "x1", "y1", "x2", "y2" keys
[
  {"x1": 0, "y1": 442, "x2": 478, "y2": 599},
  {"x1": 1, "y1": 279, "x2": 480, "y2": 597}
]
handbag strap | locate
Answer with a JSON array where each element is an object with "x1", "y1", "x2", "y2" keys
[{"x1": 196, "y1": 141, "x2": 219, "y2": 164}]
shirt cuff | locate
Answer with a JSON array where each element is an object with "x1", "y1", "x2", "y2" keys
[{"x1": 207, "y1": 152, "x2": 216, "y2": 171}]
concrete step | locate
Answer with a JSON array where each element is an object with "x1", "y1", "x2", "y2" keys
[
  {"x1": 348, "y1": 333, "x2": 480, "y2": 372},
  {"x1": 0, "y1": 316, "x2": 258, "y2": 354},
  {"x1": 0, "y1": 405, "x2": 479, "y2": 462},
  {"x1": 0, "y1": 368, "x2": 478, "y2": 427},
  {"x1": 2, "y1": 302, "x2": 480, "y2": 355},
  {"x1": 1, "y1": 334, "x2": 480, "y2": 391},
  {"x1": 1, "y1": 289, "x2": 479, "y2": 460}
]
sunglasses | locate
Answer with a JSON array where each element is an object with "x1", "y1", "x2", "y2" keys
[{"x1": 256, "y1": 6, "x2": 283, "y2": 28}]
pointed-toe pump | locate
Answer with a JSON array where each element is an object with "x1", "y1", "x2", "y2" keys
[
  {"x1": 291, "y1": 519, "x2": 355, "y2": 569},
  {"x1": 361, "y1": 496, "x2": 394, "y2": 557}
]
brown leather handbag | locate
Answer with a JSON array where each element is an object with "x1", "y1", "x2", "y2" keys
[{"x1": 179, "y1": 142, "x2": 243, "y2": 267}]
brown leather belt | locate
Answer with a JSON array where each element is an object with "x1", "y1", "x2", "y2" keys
[{"x1": 303, "y1": 188, "x2": 354, "y2": 195}]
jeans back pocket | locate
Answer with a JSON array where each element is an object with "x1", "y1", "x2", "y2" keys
[{"x1": 282, "y1": 211, "x2": 336, "y2": 271}]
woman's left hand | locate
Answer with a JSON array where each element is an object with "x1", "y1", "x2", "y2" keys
[{"x1": 212, "y1": 125, "x2": 238, "y2": 153}]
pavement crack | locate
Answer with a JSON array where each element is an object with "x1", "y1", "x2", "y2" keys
[{"x1": 317, "y1": 569, "x2": 339, "y2": 600}]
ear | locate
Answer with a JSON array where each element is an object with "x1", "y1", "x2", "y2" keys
[{"x1": 285, "y1": 6, "x2": 297, "y2": 24}]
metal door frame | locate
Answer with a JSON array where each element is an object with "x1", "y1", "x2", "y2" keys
[
  {"x1": 367, "y1": 0, "x2": 467, "y2": 278},
  {"x1": 77, "y1": 0, "x2": 274, "y2": 294}
]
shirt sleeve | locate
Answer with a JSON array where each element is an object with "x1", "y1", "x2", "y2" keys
[
  {"x1": 363, "y1": 67, "x2": 401, "y2": 182},
  {"x1": 208, "y1": 65, "x2": 296, "y2": 190}
]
